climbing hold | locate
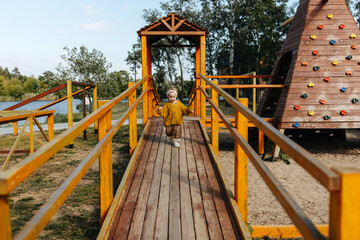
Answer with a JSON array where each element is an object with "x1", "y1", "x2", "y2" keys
[
  {"x1": 339, "y1": 24, "x2": 345, "y2": 29},
  {"x1": 308, "y1": 82, "x2": 315, "y2": 87},
  {"x1": 293, "y1": 122, "x2": 300, "y2": 128},
  {"x1": 294, "y1": 105, "x2": 301, "y2": 110},
  {"x1": 346, "y1": 55, "x2": 352, "y2": 60},
  {"x1": 352, "y1": 98, "x2": 359, "y2": 103},
  {"x1": 324, "y1": 115, "x2": 331, "y2": 120},
  {"x1": 308, "y1": 111, "x2": 315, "y2": 116},
  {"x1": 313, "y1": 66, "x2": 320, "y2": 71},
  {"x1": 358, "y1": 61, "x2": 360, "y2": 65},
  {"x1": 327, "y1": 14, "x2": 333, "y2": 19},
  {"x1": 312, "y1": 50, "x2": 319, "y2": 55},
  {"x1": 352, "y1": 45, "x2": 358, "y2": 49},
  {"x1": 340, "y1": 110, "x2": 347, "y2": 115},
  {"x1": 301, "y1": 61, "x2": 308, "y2": 66},
  {"x1": 330, "y1": 40, "x2": 336, "y2": 45},
  {"x1": 310, "y1": 35, "x2": 317, "y2": 40},
  {"x1": 301, "y1": 93, "x2": 308, "y2": 98},
  {"x1": 317, "y1": 25, "x2": 324, "y2": 30},
  {"x1": 332, "y1": 61, "x2": 339, "y2": 66},
  {"x1": 350, "y1": 34, "x2": 356, "y2": 39},
  {"x1": 346, "y1": 71, "x2": 352, "y2": 75},
  {"x1": 340, "y1": 87, "x2": 347, "y2": 92},
  {"x1": 324, "y1": 76, "x2": 330, "y2": 82},
  {"x1": 319, "y1": 99, "x2": 326, "y2": 104}
]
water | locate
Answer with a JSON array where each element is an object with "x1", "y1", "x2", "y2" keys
[{"x1": 0, "y1": 99, "x2": 82, "y2": 126}]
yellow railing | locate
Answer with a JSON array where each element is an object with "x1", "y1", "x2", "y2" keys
[
  {"x1": 197, "y1": 73, "x2": 360, "y2": 240},
  {"x1": 0, "y1": 75, "x2": 159, "y2": 240}
]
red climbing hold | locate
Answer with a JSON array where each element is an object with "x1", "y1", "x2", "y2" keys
[
  {"x1": 319, "y1": 99, "x2": 326, "y2": 104},
  {"x1": 352, "y1": 45, "x2": 358, "y2": 49},
  {"x1": 324, "y1": 76, "x2": 330, "y2": 82},
  {"x1": 317, "y1": 25, "x2": 324, "y2": 30},
  {"x1": 339, "y1": 24, "x2": 345, "y2": 29},
  {"x1": 312, "y1": 50, "x2": 319, "y2": 55},
  {"x1": 340, "y1": 110, "x2": 347, "y2": 115},
  {"x1": 346, "y1": 71, "x2": 352, "y2": 75},
  {"x1": 301, "y1": 62, "x2": 308, "y2": 66},
  {"x1": 294, "y1": 105, "x2": 301, "y2": 110}
]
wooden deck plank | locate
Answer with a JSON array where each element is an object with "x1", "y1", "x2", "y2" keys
[
  {"x1": 194, "y1": 121, "x2": 238, "y2": 240},
  {"x1": 128, "y1": 122, "x2": 162, "y2": 240},
  {"x1": 189, "y1": 121, "x2": 223, "y2": 240},
  {"x1": 179, "y1": 124, "x2": 196, "y2": 239},
  {"x1": 111, "y1": 123, "x2": 158, "y2": 239},
  {"x1": 184, "y1": 121, "x2": 210, "y2": 239},
  {"x1": 154, "y1": 131, "x2": 172, "y2": 239},
  {"x1": 169, "y1": 140, "x2": 181, "y2": 240},
  {"x1": 141, "y1": 125, "x2": 166, "y2": 240}
]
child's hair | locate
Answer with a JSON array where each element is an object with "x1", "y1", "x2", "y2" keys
[{"x1": 167, "y1": 86, "x2": 178, "y2": 98}]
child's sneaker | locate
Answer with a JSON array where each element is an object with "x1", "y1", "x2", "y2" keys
[{"x1": 173, "y1": 139, "x2": 180, "y2": 148}]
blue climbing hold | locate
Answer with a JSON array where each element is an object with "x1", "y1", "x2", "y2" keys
[
  {"x1": 340, "y1": 87, "x2": 347, "y2": 92},
  {"x1": 352, "y1": 98, "x2": 359, "y2": 103},
  {"x1": 324, "y1": 115, "x2": 331, "y2": 120},
  {"x1": 293, "y1": 122, "x2": 300, "y2": 128},
  {"x1": 346, "y1": 55, "x2": 353, "y2": 60},
  {"x1": 330, "y1": 40, "x2": 336, "y2": 45},
  {"x1": 301, "y1": 93, "x2": 308, "y2": 98}
]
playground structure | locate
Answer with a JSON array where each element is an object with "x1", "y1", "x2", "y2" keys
[
  {"x1": 258, "y1": 0, "x2": 360, "y2": 132},
  {"x1": 0, "y1": 10, "x2": 359, "y2": 240}
]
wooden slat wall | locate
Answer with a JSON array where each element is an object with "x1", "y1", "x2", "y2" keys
[{"x1": 107, "y1": 119, "x2": 239, "y2": 239}]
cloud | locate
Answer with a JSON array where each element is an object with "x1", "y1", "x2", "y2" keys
[
  {"x1": 82, "y1": 4, "x2": 104, "y2": 15},
  {"x1": 78, "y1": 22, "x2": 109, "y2": 31}
]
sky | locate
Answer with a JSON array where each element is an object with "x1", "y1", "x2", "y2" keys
[{"x1": 0, "y1": 0, "x2": 298, "y2": 78}]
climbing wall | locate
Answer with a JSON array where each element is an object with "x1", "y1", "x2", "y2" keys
[{"x1": 258, "y1": 0, "x2": 360, "y2": 129}]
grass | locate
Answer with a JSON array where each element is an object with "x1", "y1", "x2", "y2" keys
[{"x1": 0, "y1": 123, "x2": 143, "y2": 239}]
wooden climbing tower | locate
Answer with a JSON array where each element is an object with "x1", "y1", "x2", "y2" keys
[{"x1": 257, "y1": 0, "x2": 360, "y2": 130}]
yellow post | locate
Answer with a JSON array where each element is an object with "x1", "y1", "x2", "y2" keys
[
  {"x1": 128, "y1": 82, "x2": 137, "y2": 156},
  {"x1": 98, "y1": 100, "x2": 113, "y2": 225},
  {"x1": 67, "y1": 80, "x2": 74, "y2": 147},
  {"x1": 13, "y1": 122, "x2": 18, "y2": 136},
  {"x1": 258, "y1": 130, "x2": 264, "y2": 155},
  {"x1": 48, "y1": 113, "x2": 54, "y2": 141},
  {"x1": 93, "y1": 83, "x2": 98, "y2": 133},
  {"x1": 141, "y1": 35, "x2": 148, "y2": 128},
  {"x1": 0, "y1": 196, "x2": 11, "y2": 240},
  {"x1": 235, "y1": 98, "x2": 248, "y2": 222},
  {"x1": 147, "y1": 47, "x2": 153, "y2": 118},
  {"x1": 200, "y1": 35, "x2": 206, "y2": 125},
  {"x1": 330, "y1": 167, "x2": 360, "y2": 240},
  {"x1": 29, "y1": 116, "x2": 34, "y2": 154},
  {"x1": 253, "y1": 72, "x2": 257, "y2": 113},
  {"x1": 211, "y1": 80, "x2": 219, "y2": 157},
  {"x1": 195, "y1": 46, "x2": 201, "y2": 117}
]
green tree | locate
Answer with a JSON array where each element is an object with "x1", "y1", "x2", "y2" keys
[
  {"x1": 23, "y1": 77, "x2": 40, "y2": 93},
  {"x1": 125, "y1": 43, "x2": 141, "y2": 81},
  {"x1": 7, "y1": 77, "x2": 24, "y2": 100},
  {"x1": 97, "y1": 70, "x2": 131, "y2": 98},
  {"x1": 56, "y1": 46, "x2": 112, "y2": 84},
  {"x1": 0, "y1": 75, "x2": 5, "y2": 96}
]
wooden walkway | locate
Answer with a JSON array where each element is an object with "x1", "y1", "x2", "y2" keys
[{"x1": 107, "y1": 117, "x2": 241, "y2": 239}]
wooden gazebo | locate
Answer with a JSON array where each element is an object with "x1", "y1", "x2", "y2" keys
[
  {"x1": 137, "y1": 12, "x2": 209, "y2": 117},
  {"x1": 257, "y1": 0, "x2": 360, "y2": 132}
]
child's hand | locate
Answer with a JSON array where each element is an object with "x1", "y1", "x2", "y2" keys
[
  {"x1": 158, "y1": 107, "x2": 162, "y2": 111},
  {"x1": 190, "y1": 109, "x2": 194, "y2": 113}
]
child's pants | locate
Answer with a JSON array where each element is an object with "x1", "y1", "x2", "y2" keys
[{"x1": 165, "y1": 125, "x2": 181, "y2": 139}]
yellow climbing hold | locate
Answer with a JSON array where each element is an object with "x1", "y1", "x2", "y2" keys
[
  {"x1": 327, "y1": 14, "x2": 333, "y2": 19},
  {"x1": 310, "y1": 35, "x2": 317, "y2": 40},
  {"x1": 332, "y1": 61, "x2": 339, "y2": 66},
  {"x1": 350, "y1": 34, "x2": 356, "y2": 38},
  {"x1": 308, "y1": 111, "x2": 315, "y2": 116},
  {"x1": 308, "y1": 82, "x2": 315, "y2": 87}
]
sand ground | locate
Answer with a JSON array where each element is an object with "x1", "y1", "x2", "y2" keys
[{"x1": 217, "y1": 129, "x2": 360, "y2": 226}]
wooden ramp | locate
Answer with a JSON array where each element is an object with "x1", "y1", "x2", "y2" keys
[{"x1": 106, "y1": 117, "x2": 241, "y2": 239}]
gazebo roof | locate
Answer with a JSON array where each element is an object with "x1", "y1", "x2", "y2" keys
[{"x1": 137, "y1": 12, "x2": 209, "y2": 45}]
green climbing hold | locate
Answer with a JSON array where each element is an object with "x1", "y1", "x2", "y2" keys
[{"x1": 313, "y1": 66, "x2": 320, "y2": 71}]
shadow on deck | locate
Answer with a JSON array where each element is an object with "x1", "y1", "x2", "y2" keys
[{"x1": 104, "y1": 117, "x2": 242, "y2": 239}]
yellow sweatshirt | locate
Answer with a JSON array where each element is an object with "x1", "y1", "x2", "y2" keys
[{"x1": 157, "y1": 101, "x2": 192, "y2": 126}]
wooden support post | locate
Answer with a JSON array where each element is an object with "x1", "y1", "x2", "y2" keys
[
  {"x1": 200, "y1": 35, "x2": 206, "y2": 125},
  {"x1": 195, "y1": 46, "x2": 201, "y2": 117},
  {"x1": 211, "y1": 80, "x2": 219, "y2": 157},
  {"x1": 147, "y1": 47, "x2": 153, "y2": 118},
  {"x1": 253, "y1": 72, "x2": 256, "y2": 113},
  {"x1": 235, "y1": 98, "x2": 248, "y2": 223},
  {"x1": 330, "y1": 167, "x2": 360, "y2": 240},
  {"x1": 141, "y1": 35, "x2": 148, "y2": 128},
  {"x1": 13, "y1": 122, "x2": 18, "y2": 136},
  {"x1": 98, "y1": 100, "x2": 113, "y2": 225},
  {"x1": 29, "y1": 116, "x2": 34, "y2": 154},
  {"x1": 48, "y1": 113, "x2": 54, "y2": 141},
  {"x1": 93, "y1": 84, "x2": 98, "y2": 133},
  {"x1": 128, "y1": 82, "x2": 137, "y2": 156},
  {"x1": 66, "y1": 80, "x2": 74, "y2": 147},
  {"x1": 258, "y1": 129, "x2": 264, "y2": 155},
  {"x1": 0, "y1": 196, "x2": 11, "y2": 240},
  {"x1": 82, "y1": 87, "x2": 87, "y2": 140}
]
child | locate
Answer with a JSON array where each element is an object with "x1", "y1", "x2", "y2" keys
[{"x1": 157, "y1": 86, "x2": 193, "y2": 147}]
